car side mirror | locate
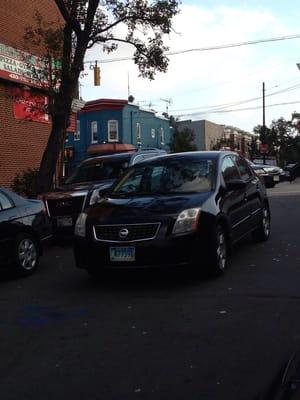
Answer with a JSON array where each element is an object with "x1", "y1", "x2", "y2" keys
[
  {"x1": 226, "y1": 179, "x2": 246, "y2": 191},
  {"x1": 98, "y1": 187, "x2": 110, "y2": 198}
]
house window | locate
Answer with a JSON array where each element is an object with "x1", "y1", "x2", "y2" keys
[
  {"x1": 136, "y1": 123, "x2": 142, "y2": 143},
  {"x1": 160, "y1": 127, "x2": 165, "y2": 145},
  {"x1": 108, "y1": 120, "x2": 119, "y2": 142},
  {"x1": 74, "y1": 119, "x2": 80, "y2": 141},
  {"x1": 151, "y1": 128, "x2": 155, "y2": 139},
  {"x1": 91, "y1": 121, "x2": 98, "y2": 143}
]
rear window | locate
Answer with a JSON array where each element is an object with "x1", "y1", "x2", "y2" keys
[{"x1": 66, "y1": 158, "x2": 130, "y2": 184}]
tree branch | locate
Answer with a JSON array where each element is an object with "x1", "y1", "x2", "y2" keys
[{"x1": 54, "y1": 0, "x2": 82, "y2": 35}]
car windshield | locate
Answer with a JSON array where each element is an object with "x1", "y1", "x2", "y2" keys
[
  {"x1": 111, "y1": 158, "x2": 215, "y2": 196},
  {"x1": 65, "y1": 158, "x2": 130, "y2": 184}
]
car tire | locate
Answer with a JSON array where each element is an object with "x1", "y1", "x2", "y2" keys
[
  {"x1": 252, "y1": 205, "x2": 270, "y2": 242},
  {"x1": 205, "y1": 224, "x2": 228, "y2": 277},
  {"x1": 13, "y1": 233, "x2": 39, "y2": 276}
]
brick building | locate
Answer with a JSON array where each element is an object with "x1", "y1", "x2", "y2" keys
[{"x1": 0, "y1": 0, "x2": 61, "y2": 187}]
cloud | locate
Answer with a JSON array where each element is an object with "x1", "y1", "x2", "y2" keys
[{"x1": 81, "y1": 3, "x2": 300, "y2": 131}]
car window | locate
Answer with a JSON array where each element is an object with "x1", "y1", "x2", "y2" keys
[
  {"x1": 221, "y1": 157, "x2": 240, "y2": 182},
  {"x1": 65, "y1": 157, "x2": 130, "y2": 184},
  {"x1": 112, "y1": 158, "x2": 215, "y2": 195},
  {"x1": 0, "y1": 191, "x2": 14, "y2": 211},
  {"x1": 235, "y1": 157, "x2": 253, "y2": 181}
]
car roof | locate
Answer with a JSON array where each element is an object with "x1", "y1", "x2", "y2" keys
[
  {"x1": 81, "y1": 149, "x2": 166, "y2": 166},
  {"x1": 82, "y1": 152, "x2": 136, "y2": 165},
  {"x1": 138, "y1": 150, "x2": 238, "y2": 163}
]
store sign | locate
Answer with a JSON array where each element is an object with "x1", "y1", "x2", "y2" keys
[
  {"x1": 0, "y1": 42, "x2": 58, "y2": 88},
  {"x1": 13, "y1": 88, "x2": 50, "y2": 124}
]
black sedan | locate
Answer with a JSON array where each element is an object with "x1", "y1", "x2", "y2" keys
[
  {"x1": 0, "y1": 187, "x2": 52, "y2": 275},
  {"x1": 73, "y1": 151, "x2": 270, "y2": 276}
]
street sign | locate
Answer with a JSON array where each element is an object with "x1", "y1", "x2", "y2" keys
[{"x1": 260, "y1": 144, "x2": 268, "y2": 154}]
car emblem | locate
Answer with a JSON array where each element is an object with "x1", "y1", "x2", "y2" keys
[{"x1": 119, "y1": 228, "x2": 129, "y2": 239}]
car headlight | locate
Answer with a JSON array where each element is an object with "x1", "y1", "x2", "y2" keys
[
  {"x1": 74, "y1": 213, "x2": 87, "y2": 237},
  {"x1": 89, "y1": 189, "x2": 101, "y2": 205},
  {"x1": 172, "y1": 208, "x2": 201, "y2": 235}
]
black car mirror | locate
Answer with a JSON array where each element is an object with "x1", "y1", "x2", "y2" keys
[
  {"x1": 226, "y1": 179, "x2": 246, "y2": 191},
  {"x1": 98, "y1": 187, "x2": 110, "y2": 198}
]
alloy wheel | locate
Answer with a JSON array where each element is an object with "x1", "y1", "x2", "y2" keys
[
  {"x1": 217, "y1": 230, "x2": 227, "y2": 271},
  {"x1": 18, "y1": 238, "x2": 37, "y2": 271}
]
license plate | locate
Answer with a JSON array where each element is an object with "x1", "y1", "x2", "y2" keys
[
  {"x1": 273, "y1": 175, "x2": 280, "y2": 181},
  {"x1": 56, "y1": 216, "x2": 73, "y2": 227},
  {"x1": 110, "y1": 247, "x2": 135, "y2": 262}
]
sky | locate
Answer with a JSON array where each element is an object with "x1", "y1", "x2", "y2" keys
[{"x1": 80, "y1": 0, "x2": 300, "y2": 132}]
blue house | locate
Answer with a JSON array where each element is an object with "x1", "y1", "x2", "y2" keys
[{"x1": 66, "y1": 98, "x2": 171, "y2": 171}]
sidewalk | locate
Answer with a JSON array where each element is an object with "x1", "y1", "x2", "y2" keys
[{"x1": 267, "y1": 177, "x2": 300, "y2": 196}]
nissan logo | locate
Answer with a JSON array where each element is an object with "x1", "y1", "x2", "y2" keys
[{"x1": 119, "y1": 228, "x2": 129, "y2": 239}]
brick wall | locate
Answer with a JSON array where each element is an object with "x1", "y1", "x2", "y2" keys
[{"x1": 0, "y1": 0, "x2": 62, "y2": 187}]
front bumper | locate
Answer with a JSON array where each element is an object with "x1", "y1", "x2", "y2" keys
[{"x1": 73, "y1": 232, "x2": 204, "y2": 271}]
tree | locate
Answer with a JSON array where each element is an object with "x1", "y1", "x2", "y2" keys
[
  {"x1": 25, "y1": 0, "x2": 179, "y2": 194},
  {"x1": 253, "y1": 118, "x2": 300, "y2": 165},
  {"x1": 169, "y1": 126, "x2": 197, "y2": 153}
]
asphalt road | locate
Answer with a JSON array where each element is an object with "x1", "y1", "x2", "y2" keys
[{"x1": 1, "y1": 181, "x2": 300, "y2": 400}]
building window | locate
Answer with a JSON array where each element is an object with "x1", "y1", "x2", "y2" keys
[
  {"x1": 160, "y1": 127, "x2": 165, "y2": 145},
  {"x1": 74, "y1": 120, "x2": 80, "y2": 141},
  {"x1": 151, "y1": 128, "x2": 156, "y2": 139},
  {"x1": 136, "y1": 123, "x2": 142, "y2": 144},
  {"x1": 91, "y1": 121, "x2": 98, "y2": 143},
  {"x1": 108, "y1": 120, "x2": 119, "y2": 142}
]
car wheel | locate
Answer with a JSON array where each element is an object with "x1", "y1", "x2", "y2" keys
[
  {"x1": 14, "y1": 233, "x2": 39, "y2": 276},
  {"x1": 252, "y1": 206, "x2": 270, "y2": 242},
  {"x1": 205, "y1": 225, "x2": 228, "y2": 276}
]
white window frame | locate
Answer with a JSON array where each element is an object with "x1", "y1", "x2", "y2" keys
[
  {"x1": 160, "y1": 127, "x2": 165, "y2": 145},
  {"x1": 151, "y1": 128, "x2": 156, "y2": 139},
  {"x1": 91, "y1": 121, "x2": 98, "y2": 144},
  {"x1": 108, "y1": 120, "x2": 119, "y2": 142},
  {"x1": 136, "y1": 122, "x2": 142, "y2": 143},
  {"x1": 74, "y1": 119, "x2": 80, "y2": 141}
]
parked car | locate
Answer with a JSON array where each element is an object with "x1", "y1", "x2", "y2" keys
[
  {"x1": 246, "y1": 160, "x2": 284, "y2": 188},
  {"x1": 283, "y1": 162, "x2": 300, "y2": 181},
  {"x1": 73, "y1": 151, "x2": 270, "y2": 277},
  {"x1": 0, "y1": 187, "x2": 51, "y2": 276},
  {"x1": 40, "y1": 148, "x2": 166, "y2": 236}
]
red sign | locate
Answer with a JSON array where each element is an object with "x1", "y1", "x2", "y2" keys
[
  {"x1": 13, "y1": 88, "x2": 50, "y2": 124},
  {"x1": 260, "y1": 144, "x2": 269, "y2": 154}
]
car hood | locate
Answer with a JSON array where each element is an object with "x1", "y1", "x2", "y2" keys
[
  {"x1": 42, "y1": 179, "x2": 115, "y2": 199},
  {"x1": 87, "y1": 192, "x2": 212, "y2": 223}
]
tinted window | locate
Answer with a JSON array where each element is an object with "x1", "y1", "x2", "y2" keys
[
  {"x1": 235, "y1": 157, "x2": 252, "y2": 181},
  {"x1": 112, "y1": 158, "x2": 215, "y2": 195},
  {"x1": 221, "y1": 157, "x2": 240, "y2": 182},
  {"x1": 0, "y1": 191, "x2": 14, "y2": 210},
  {"x1": 66, "y1": 158, "x2": 130, "y2": 184}
]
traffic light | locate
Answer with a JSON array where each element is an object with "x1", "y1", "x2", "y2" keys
[{"x1": 94, "y1": 66, "x2": 100, "y2": 86}]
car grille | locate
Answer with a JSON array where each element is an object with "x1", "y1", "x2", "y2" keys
[
  {"x1": 46, "y1": 196, "x2": 85, "y2": 217},
  {"x1": 93, "y1": 223, "x2": 160, "y2": 242}
]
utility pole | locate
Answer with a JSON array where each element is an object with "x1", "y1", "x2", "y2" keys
[{"x1": 262, "y1": 82, "x2": 267, "y2": 164}]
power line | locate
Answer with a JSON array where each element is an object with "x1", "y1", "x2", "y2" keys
[
  {"x1": 175, "y1": 100, "x2": 300, "y2": 117},
  {"x1": 165, "y1": 83, "x2": 300, "y2": 115},
  {"x1": 84, "y1": 33, "x2": 300, "y2": 65}
]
